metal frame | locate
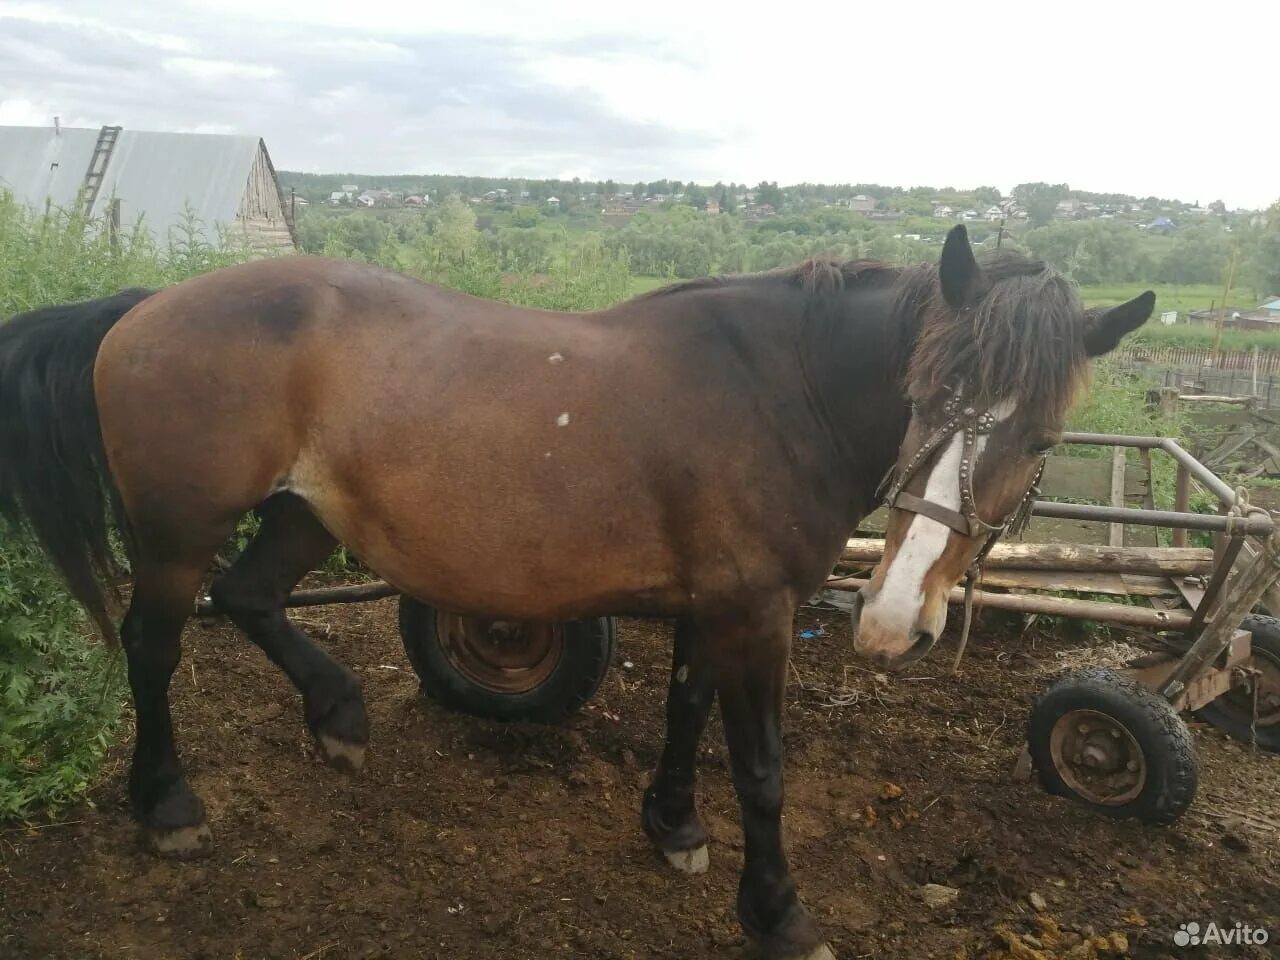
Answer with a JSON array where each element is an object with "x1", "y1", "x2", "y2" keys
[{"x1": 823, "y1": 431, "x2": 1280, "y2": 712}]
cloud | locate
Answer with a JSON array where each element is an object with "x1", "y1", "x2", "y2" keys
[
  {"x1": 0, "y1": 0, "x2": 1275, "y2": 207},
  {"x1": 0, "y1": 3, "x2": 722, "y2": 184}
]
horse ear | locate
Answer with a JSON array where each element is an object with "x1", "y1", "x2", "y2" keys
[
  {"x1": 1083, "y1": 291, "x2": 1156, "y2": 357},
  {"x1": 939, "y1": 224, "x2": 979, "y2": 309}
]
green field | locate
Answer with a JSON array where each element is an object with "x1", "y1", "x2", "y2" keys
[{"x1": 1078, "y1": 283, "x2": 1241, "y2": 314}]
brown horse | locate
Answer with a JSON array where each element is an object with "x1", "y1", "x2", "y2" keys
[{"x1": 0, "y1": 225, "x2": 1151, "y2": 960}]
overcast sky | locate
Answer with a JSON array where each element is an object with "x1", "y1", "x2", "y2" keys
[{"x1": 1, "y1": 0, "x2": 1274, "y2": 208}]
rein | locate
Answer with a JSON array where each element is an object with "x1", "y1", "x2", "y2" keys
[{"x1": 877, "y1": 387, "x2": 1043, "y2": 672}]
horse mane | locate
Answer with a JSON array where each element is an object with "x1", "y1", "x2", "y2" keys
[
  {"x1": 635, "y1": 257, "x2": 896, "y2": 302},
  {"x1": 897, "y1": 251, "x2": 1086, "y2": 422},
  {"x1": 636, "y1": 250, "x2": 1085, "y2": 423}
]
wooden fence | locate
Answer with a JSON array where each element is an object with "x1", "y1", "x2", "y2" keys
[{"x1": 1120, "y1": 345, "x2": 1280, "y2": 373}]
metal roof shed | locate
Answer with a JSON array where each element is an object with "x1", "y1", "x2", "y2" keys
[{"x1": 0, "y1": 124, "x2": 296, "y2": 255}]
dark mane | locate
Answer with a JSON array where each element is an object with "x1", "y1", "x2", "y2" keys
[
  {"x1": 635, "y1": 250, "x2": 1084, "y2": 422},
  {"x1": 896, "y1": 251, "x2": 1085, "y2": 422},
  {"x1": 634, "y1": 257, "x2": 899, "y2": 302}
]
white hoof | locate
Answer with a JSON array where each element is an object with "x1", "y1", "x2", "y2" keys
[
  {"x1": 317, "y1": 734, "x2": 366, "y2": 773},
  {"x1": 795, "y1": 946, "x2": 836, "y2": 960},
  {"x1": 663, "y1": 844, "x2": 709, "y2": 875},
  {"x1": 144, "y1": 821, "x2": 212, "y2": 858}
]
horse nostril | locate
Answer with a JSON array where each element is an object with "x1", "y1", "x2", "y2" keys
[{"x1": 909, "y1": 629, "x2": 936, "y2": 657}]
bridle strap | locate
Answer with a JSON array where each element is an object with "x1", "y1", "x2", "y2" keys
[
  {"x1": 892, "y1": 491, "x2": 975, "y2": 536},
  {"x1": 951, "y1": 568, "x2": 978, "y2": 674},
  {"x1": 876, "y1": 387, "x2": 1047, "y2": 675}
]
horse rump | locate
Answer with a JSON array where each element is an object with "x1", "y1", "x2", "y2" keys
[{"x1": 0, "y1": 288, "x2": 155, "y2": 641}]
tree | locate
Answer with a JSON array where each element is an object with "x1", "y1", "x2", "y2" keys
[
  {"x1": 1251, "y1": 201, "x2": 1280, "y2": 296},
  {"x1": 719, "y1": 187, "x2": 736, "y2": 214},
  {"x1": 1013, "y1": 182, "x2": 1070, "y2": 227},
  {"x1": 755, "y1": 181, "x2": 784, "y2": 209},
  {"x1": 603, "y1": 179, "x2": 618, "y2": 198},
  {"x1": 632, "y1": 182, "x2": 645, "y2": 200}
]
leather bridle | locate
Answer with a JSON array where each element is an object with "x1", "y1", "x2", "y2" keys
[{"x1": 875, "y1": 387, "x2": 1044, "y2": 670}]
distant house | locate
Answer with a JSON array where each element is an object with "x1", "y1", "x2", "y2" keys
[
  {"x1": 1147, "y1": 216, "x2": 1176, "y2": 233},
  {"x1": 847, "y1": 194, "x2": 876, "y2": 213},
  {"x1": 960, "y1": 209, "x2": 979, "y2": 221},
  {"x1": 932, "y1": 204, "x2": 955, "y2": 218},
  {"x1": 357, "y1": 189, "x2": 394, "y2": 207},
  {"x1": 404, "y1": 195, "x2": 428, "y2": 207},
  {"x1": 328, "y1": 191, "x2": 351, "y2": 205},
  {"x1": 1259, "y1": 299, "x2": 1280, "y2": 318},
  {"x1": 0, "y1": 122, "x2": 296, "y2": 253},
  {"x1": 985, "y1": 205, "x2": 1004, "y2": 221},
  {"x1": 546, "y1": 196, "x2": 560, "y2": 207},
  {"x1": 704, "y1": 198, "x2": 720, "y2": 215},
  {"x1": 1055, "y1": 199, "x2": 1083, "y2": 218}
]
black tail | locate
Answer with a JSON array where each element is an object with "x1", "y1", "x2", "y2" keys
[{"x1": 0, "y1": 288, "x2": 156, "y2": 641}]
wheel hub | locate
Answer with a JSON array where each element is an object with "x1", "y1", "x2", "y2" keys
[
  {"x1": 1050, "y1": 709, "x2": 1146, "y2": 805},
  {"x1": 1223, "y1": 651, "x2": 1280, "y2": 728},
  {"x1": 436, "y1": 612, "x2": 565, "y2": 695}
]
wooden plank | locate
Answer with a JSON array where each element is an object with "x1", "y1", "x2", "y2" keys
[
  {"x1": 1109, "y1": 447, "x2": 1126, "y2": 547},
  {"x1": 841, "y1": 538, "x2": 1214, "y2": 575},
  {"x1": 962, "y1": 569, "x2": 1178, "y2": 598},
  {"x1": 1186, "y1": 409, "x2": 1257, "y2": 428},
  {"x1": 1038, "y1": 455, "x2": 1148, "y2": 500},
  {"x1": 825, "y1": 577, "x2": 1194, "y2": 629}
]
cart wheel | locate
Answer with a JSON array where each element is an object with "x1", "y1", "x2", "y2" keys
[
  {"x1": 398, "y1": 597, "x2": 615, "y2": 724},
  {"x1": 1029, "y1": 667, "x2": 1197, "y2": 825},
  {"x1": 1193, "y1": 614, "x2": 1280, "y2": 753}
]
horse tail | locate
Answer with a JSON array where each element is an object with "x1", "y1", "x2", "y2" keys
[{"x1": 0, "y1": 288, "x2": 156, "y2": 643}]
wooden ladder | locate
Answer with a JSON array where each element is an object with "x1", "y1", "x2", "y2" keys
[{"x1": 81, "y1": 125, "x2": 122, "y2": 216}]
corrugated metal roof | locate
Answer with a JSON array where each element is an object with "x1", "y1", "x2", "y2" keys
[
  {"x1": 1261, "y1": 299, "x2": 1280, "y2": 312},
  {"x1": 0, "y1": 125, "x2": 268, "y2": 246}
]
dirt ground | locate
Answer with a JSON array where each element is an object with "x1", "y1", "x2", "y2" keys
[{"x1": 2, "y1": 587, "x2": 1278, "y2": 960}]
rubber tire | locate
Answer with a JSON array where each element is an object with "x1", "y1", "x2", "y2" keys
[
  {"x1": 1029, "y1": 667, "x2": 1197, "y2": 825},
  {"x1": 1193, "y1": 613, "x2": 1280, "y2": 753},
  {"x1": 398, "y1": 597, "x2": 616, "y2": 724}
]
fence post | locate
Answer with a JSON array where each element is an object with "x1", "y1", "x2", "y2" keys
[{"x1": 1172, "y1": 464, "x2": 1190, "y2": 548}]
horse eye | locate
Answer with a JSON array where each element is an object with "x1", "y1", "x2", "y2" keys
[{"x1": 1029, "y1": 439, "x2": 1058, "y2": 455}]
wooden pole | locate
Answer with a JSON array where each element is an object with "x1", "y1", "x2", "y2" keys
[
  {"x1": 825, "y1": 577, "x2": 1194, "y2": 630},
  {"x1": 1212, "y1": 249, "x2": 1239, "y2": 358},
  {"x1": 840, "y1": 538, "x2": 1213, "y2": 576},
  {"x1": 195, "y1": 580, "x2": 399, "y2": 617},
  {"x1": 108, "y1": 198, "x2": 120, "y2": 249},
  {"x1": 1171, "y1": 465, "x2": 1191, "y2": 548}
]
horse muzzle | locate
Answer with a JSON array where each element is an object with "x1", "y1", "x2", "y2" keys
[{"x1": 849, "y1": 587, "x2": 944, "y2": 670}]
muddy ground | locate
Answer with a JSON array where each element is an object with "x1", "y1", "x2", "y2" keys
[{"x1": 2, "y1": 587, "x2": 1278, "y2": 960}]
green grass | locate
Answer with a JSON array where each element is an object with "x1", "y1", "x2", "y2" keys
[
  {"x1": 0, "y1": 192, "x2": 264, "y2": 819},
  {"x1": 1079, "y1": 283, "x2": 1250, "y2": 315},
  {"x1": 625, "y1": 275, "x2": 671, "y2": 297}
]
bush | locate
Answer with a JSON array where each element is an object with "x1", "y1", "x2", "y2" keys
[{"x1": 0, "y1": 193, "x2": 258, "y2": 819}]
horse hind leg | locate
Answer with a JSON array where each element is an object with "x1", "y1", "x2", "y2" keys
[
  {"x1": 123, "y1": 555, "x2": 222, "y2": 857},
  {"x1": 208, "y1": 493, "x2": 369, "y2": 772}
]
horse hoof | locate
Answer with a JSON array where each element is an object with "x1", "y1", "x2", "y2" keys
[
  {"x1": 317, "y1": 734, "x2": 366, "y2": 773},
  {"x1": 143, "y1": 821, "x2": 213, "y2": 859},
  {"x1": 662, "y1": 844, "x2": 709, "y2": 875}
]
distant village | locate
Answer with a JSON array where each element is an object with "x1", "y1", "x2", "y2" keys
[{"x1": 319, "y1": 182, "x2": 1232, "y2": 237}]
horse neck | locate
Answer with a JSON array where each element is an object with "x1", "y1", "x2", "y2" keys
[{"x1": 796, "y1": 284, "x2": 915, "y2": 518}]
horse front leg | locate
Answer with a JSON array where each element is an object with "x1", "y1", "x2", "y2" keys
[
  {"x1": 643, "y1": 617, "x2": 716, "y2": 873},
  {"x1": 710, "y1": 601, "x2": 833, "y2": 960}
]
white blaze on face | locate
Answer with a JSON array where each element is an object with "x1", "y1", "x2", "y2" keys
[{"x1": 864, "y1": 398, "x2": 1018, "y2": 633}]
